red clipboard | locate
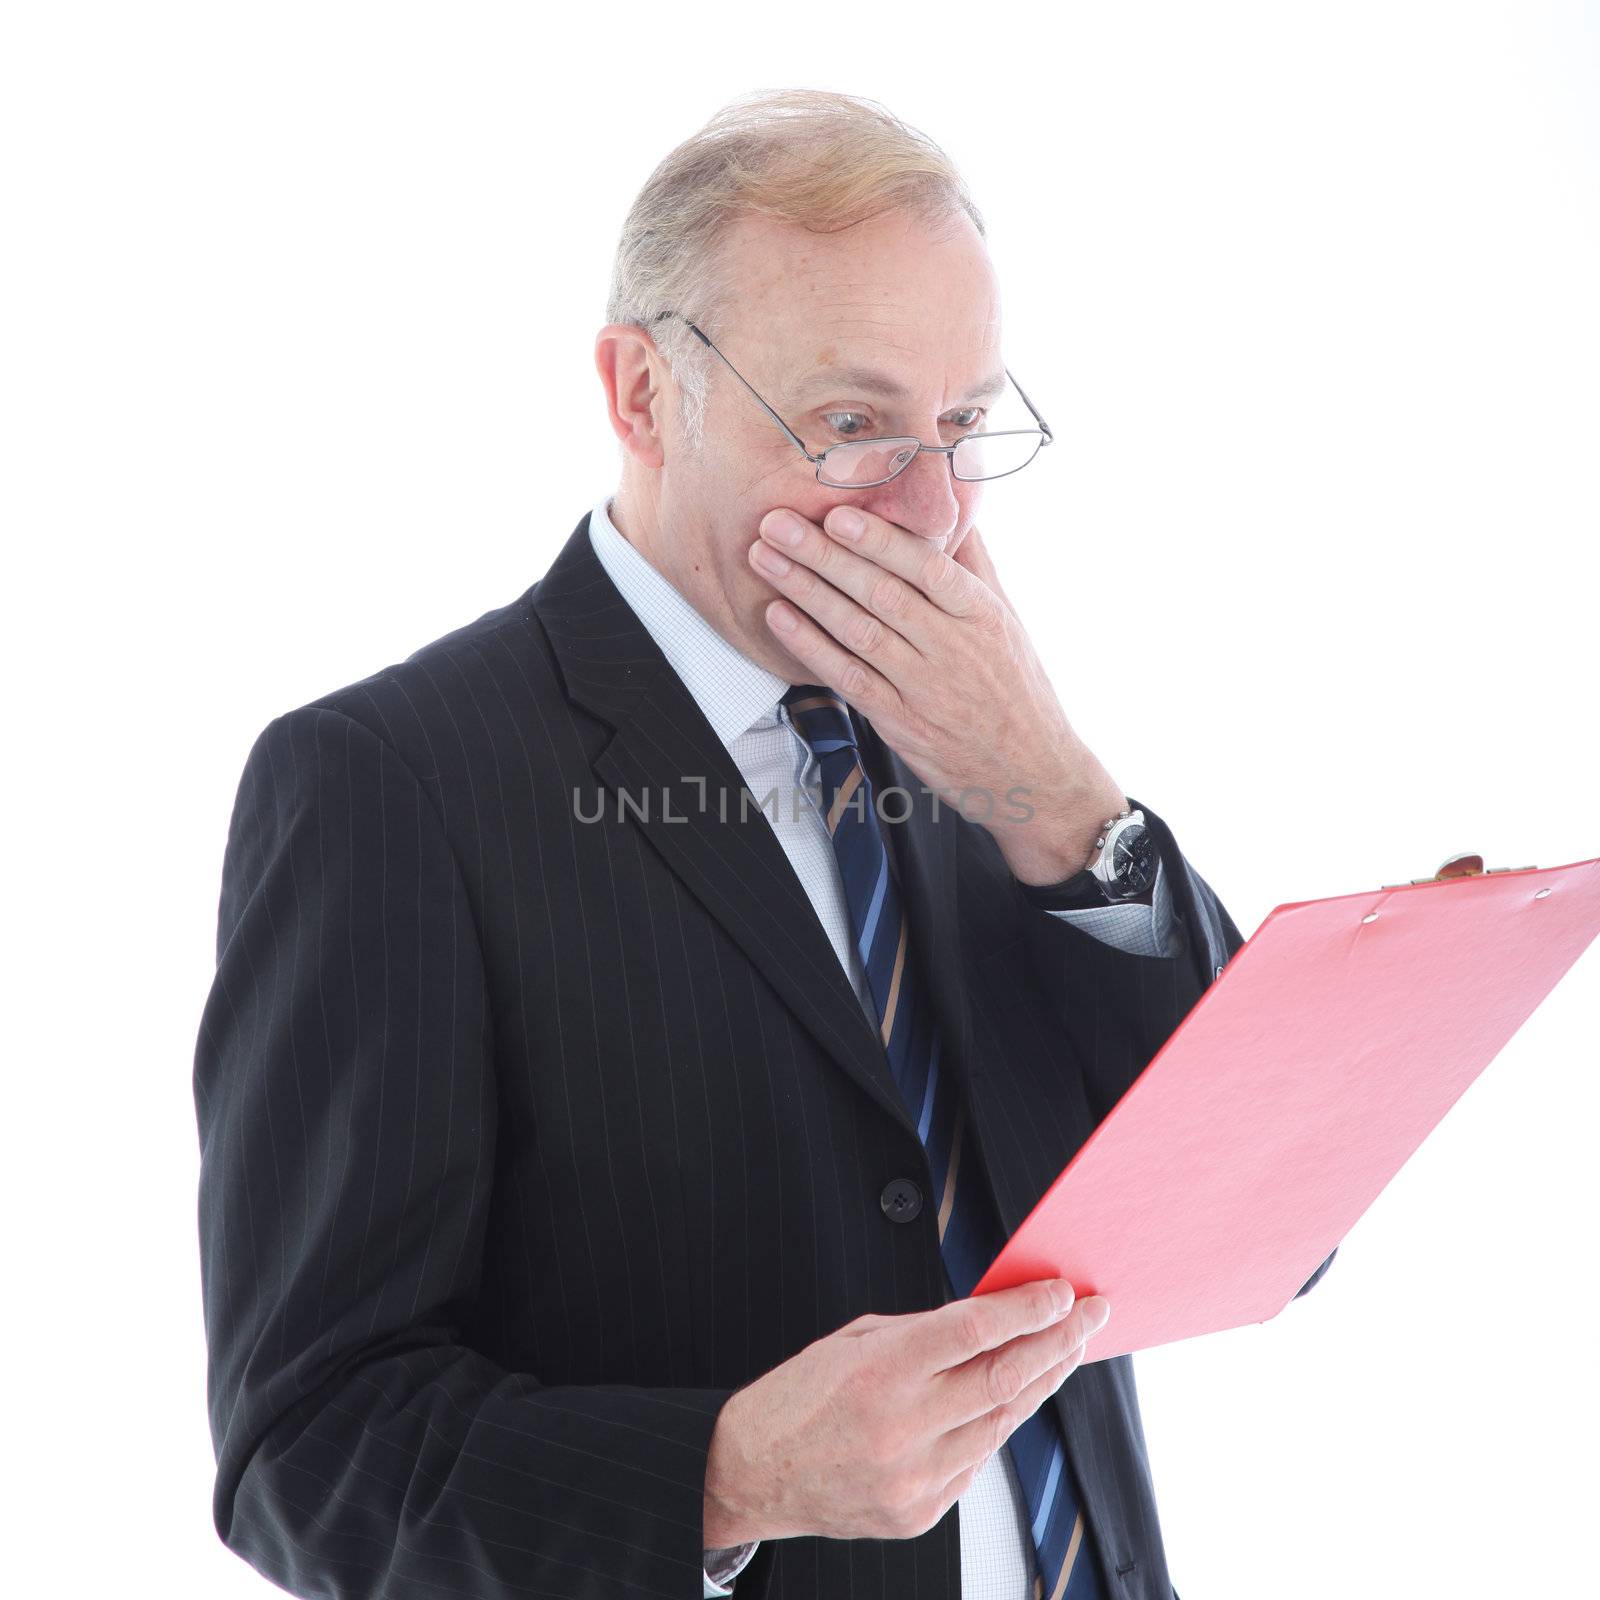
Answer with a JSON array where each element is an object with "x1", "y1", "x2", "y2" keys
[{"x1": 970, "y1": 852, "x2": 1600, "y2": 1361}]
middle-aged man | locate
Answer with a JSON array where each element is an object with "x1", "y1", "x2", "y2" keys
[{"x1": 194, "y1": 89, "x2": 1337, "y2": 1600}]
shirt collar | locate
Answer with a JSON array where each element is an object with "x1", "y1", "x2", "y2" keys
[{"x1": 586, "y1": 492, "x2": 793, "y2": 747}]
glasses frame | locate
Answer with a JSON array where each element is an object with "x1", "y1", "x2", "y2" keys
[{"x1": 651, "y1": 309, "x2": 1054, "y2": 488}]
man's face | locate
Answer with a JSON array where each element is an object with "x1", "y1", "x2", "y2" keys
[{"x1": 648, "y1": 206, "x2": 1004, "y2": 680}]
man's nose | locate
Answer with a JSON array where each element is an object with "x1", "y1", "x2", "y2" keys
[{"x1": 858, "y1": 447, "x2": 961, "y2": 544}]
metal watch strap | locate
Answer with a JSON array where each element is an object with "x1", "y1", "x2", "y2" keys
[{"x1": 1016, "y1": 806, "x2": 1132, "y2": 909}]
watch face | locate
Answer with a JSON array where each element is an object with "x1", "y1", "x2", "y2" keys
[{"x1": 1109, "y1": 823, "x2": 1157, "y2": 895}]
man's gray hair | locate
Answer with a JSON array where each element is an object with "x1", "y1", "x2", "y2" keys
[{"x1": 604, "y1": 88, "x2": 987, "y2": 454}]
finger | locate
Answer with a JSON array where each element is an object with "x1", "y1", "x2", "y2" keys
[
  {"x1": 925, "y1": 1339, "x2": 1089, "y2": 1496},
  {"x1": 934, "y1": 1294, "x2": 1109, "y2": 1433},
  {"x1": 747, "y1": 534, "x2": 925, "y2": 684},
  {"x1": 950, "y1": 523, "x2": 1014, "y2": 611},
  {"x1": 908, "y1": 1278, "x2": 1076, "y2": 1380},
  {"x1": 949, "y1": 521, "x2": 994, "y2": 583},
  {"x1": 757, "y1": 588, "x2": 907, "y2": 729},
  {"x1": 757, "y1": 510, "x2": 951, "y2": 655},
  {"x1": 813, "y1": 504, "x2": 993, "y2": 622},
  {"x1": 947, "y1": 524, "x2": 998, "y2": 595}
]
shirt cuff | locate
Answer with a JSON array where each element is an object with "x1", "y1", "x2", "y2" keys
[
  {"x1": 703, "y1": 1541, "x2": 760, "y2": 1595},
  {"x1": 1033, "y1": 855, "x2": 1179, "y2": 958}
]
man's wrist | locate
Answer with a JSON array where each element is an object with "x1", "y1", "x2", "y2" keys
[
  {"x1": 995, "y1": 741, "x2": 1128, "y2": 887},
  {"x1": 704, "y1": 1389, "x2": 766, "y2": 1547}
]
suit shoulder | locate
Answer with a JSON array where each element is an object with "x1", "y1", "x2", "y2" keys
[{"x1": 255, "y1": 580, "x2": 563, "y2": 776}]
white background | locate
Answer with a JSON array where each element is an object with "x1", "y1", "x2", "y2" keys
[{"x1": 5, "y1": 3, "x2": 1596, "y2": 1596}]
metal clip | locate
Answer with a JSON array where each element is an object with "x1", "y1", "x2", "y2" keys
[{"x1": 1380, "y1": 852, "x2": 1539, "y2": 891}]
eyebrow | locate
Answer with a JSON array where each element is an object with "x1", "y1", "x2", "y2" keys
[{"x1": 789, "y1": 364, "x2": 1010, "y2": 408}]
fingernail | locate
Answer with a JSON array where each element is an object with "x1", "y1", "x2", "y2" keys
[
  {"x1": 828, "y1": 507, "x2": 865, "y2": 539},
  {"x1": 1051, "y1": 1279, "x2": 1075, "y2": 1317},
  {"x1": 763, "y1": 511, "x2": 805, "y2": 546},
  {"x1": 1084, "y1": 1297, "x2": 1111, "y2": 1333}
]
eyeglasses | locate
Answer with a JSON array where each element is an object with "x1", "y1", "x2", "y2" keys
[{"x1": 651, "y1": 310, "x2": 1054, "y2": 489}]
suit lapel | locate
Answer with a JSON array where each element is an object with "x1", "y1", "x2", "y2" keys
[{"x1": 530, "y1": 511, "x2": 943, "y2": 1143}]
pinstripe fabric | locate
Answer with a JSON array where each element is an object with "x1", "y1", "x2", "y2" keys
[
  {"x1": 589, "y1": 494, "x2": 1177, "y2": 1598},
  {"x1": 192, "y1": 506, "x2": 1337, "y2": 1600},
  {"x1": 783, "y1": 682, "x2": 1106, "y2": 1600},
  {"x1": 581, "y1": 496, "x2": 1173, "y2": 1598}
]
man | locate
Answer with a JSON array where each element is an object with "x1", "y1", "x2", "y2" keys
[{"x1": 193, "y1": 90, "x2": 1334, "y2": 1600}]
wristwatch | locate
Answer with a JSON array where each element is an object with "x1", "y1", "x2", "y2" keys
[{"x1": 1018, "y1": 805, "x2": 1157, "y2": 909}]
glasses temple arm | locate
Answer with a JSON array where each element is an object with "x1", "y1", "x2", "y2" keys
[
  {"x1": 653, "y1": 311, "x2": 822, "y2": 461},
  {"x1": 1004, "y1": 367, "x2": 1053, "y2": 444}
]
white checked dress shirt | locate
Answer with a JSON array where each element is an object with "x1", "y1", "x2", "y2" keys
[{"x1": 584, "y1": 494, "x2": 1176, "y2": 1599}]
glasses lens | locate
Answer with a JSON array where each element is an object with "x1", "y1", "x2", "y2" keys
[
  {"x1": 817, "y1": 438, "x2": 921, "y2": 488},
  {"x1": 952, "y1": 430, "x2": 1044, "y2": 481}
]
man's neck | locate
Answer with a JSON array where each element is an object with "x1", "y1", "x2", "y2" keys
[{"x1": 607, "y1": 485, "x2": 660, "y2": 563}]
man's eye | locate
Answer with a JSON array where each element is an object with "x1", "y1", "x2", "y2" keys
[
  {"x1": 822, "y1": 408, "x2": 986, "y2": 439},
  {"x1": 823, "y1": 411, "x2": 872, "y2": 438}
]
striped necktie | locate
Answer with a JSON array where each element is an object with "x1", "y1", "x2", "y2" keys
[{"x1": 781, "y1": 683, "x2": 1107, "y2": 1600}]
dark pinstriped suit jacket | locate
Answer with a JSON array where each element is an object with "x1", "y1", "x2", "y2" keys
[{"x1": 193, "y1": 507, "x2": 1335, "y2": 1600}]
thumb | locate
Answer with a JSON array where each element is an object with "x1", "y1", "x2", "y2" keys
[{"x1": 952, "y1": 522, "x2": 1015, "y2": 613}]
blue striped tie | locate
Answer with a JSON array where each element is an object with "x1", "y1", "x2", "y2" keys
[{"x1": 781, "y1": 684, "x2": 1106, "y2": 1600}]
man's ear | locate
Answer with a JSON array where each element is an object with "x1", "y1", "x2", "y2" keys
[{"x1": 594, "y1": 323, "x2": 668, "y2": 470}]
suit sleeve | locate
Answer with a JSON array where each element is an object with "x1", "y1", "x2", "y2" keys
[
  {"x1": 193, "y1": 704, "x2": 736, "y2": 1600},
  {"x1": 1013, "y1": 793, "x2": 1338, "y2": 1301}
]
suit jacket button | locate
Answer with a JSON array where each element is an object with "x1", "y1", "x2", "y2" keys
[{"x1": 880, "y1": 1178, "x2": 923, "y2": 1223}]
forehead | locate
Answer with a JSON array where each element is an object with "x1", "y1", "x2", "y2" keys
[
  {"x1": 716, "y1": 210, "x2": 1003, "y2": 398},
  {"x1": 786, "y1": 359, "x2": 1009, "y2": 406}
]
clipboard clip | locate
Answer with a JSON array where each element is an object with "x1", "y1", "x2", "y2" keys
[{"x1": 1381, "y1": 852, "x2": 1539, "y2": 890}]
